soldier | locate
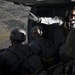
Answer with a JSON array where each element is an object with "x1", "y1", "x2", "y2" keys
[
  {"x1": 0, "y1": 28, "x2": 29, "y2": 75},
  {"x1": 28, "y1": 25, "x2": 61, "y2": 70}
]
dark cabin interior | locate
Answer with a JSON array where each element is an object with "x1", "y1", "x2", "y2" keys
[{"x1": 28, "y1": 3, "x2": 75, "y2": 48}]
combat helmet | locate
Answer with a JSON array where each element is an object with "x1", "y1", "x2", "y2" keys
[
  {"x1": 10, "y1": 28, "x2": 26, "y2": 42},
  {"x1": 31, "y1": 25, "x2": 44, "y2": 36}
]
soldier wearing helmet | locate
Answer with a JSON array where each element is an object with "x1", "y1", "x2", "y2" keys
[
  {"x1": 29, "y1": 25, "x2": 51, "y2": 55},
  {"x1": 0, "y1": 28, "x2": 30, "y2": 74},
  {"x1": 29, "y1": 25, "x2": 46, "y2": 55},
  {"x1": 10, "y1": 28, "x2": 26, "y2": 44},
  {"x1": 28, "y1": 25, "x2": 61, "y2": 70}
]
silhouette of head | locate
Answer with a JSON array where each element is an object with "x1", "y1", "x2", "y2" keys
[
  {"x1": 31, "y1": 25, "x2": 44, "y2": 38},
  {"x1": 10, "y1": 28, "x2": 26, "y2": 43}
]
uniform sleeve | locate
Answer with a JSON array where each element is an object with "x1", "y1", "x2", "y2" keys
[{"x1": 39, "y1": 17, "x2": 63, "y2": 25}]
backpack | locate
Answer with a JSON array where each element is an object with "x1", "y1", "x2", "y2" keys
[{"x1": 10, "y1": 47, "x2": 42, "y2": 74}]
